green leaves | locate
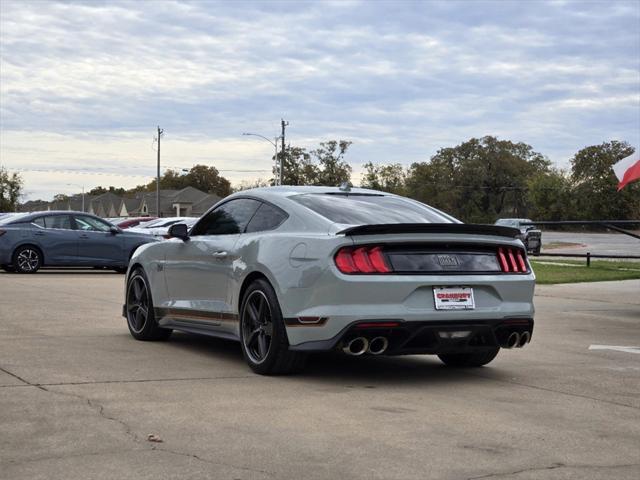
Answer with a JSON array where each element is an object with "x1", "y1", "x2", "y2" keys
[{"x1": 0, "y1": 167, "x2": 23, "y2": 212}]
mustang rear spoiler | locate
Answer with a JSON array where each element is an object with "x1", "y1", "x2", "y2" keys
[{"x1": 337, "y1": 223, "x2": 521, "y2": 238}]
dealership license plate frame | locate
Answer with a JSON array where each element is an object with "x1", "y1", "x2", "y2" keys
[{"x1": 433, "y1": 286, "x2": 475, "y2": 310}]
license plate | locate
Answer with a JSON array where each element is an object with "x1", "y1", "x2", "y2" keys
[{"x1": 433, "y1": 287, "x2": 475, "y2": 310}]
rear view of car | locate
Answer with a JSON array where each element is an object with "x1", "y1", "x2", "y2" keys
[
  {"x1": 123, "y1": 186, "x2": 535, "y2": 375},
  {"x1": 495, "y1": 218, "x2": 542, "y2": 255}
]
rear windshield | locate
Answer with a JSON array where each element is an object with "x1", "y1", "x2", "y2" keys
[
  {"x1": 290, "y1": 194, "x2": 455, "y2": 225},
  {"x1": 0, "y1": 213, "x2": 30, "y2": 225}
]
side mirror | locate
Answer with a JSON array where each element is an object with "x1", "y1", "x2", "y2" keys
[
  {"x1": 168, "y1": 223, "x2": 189, "y2": 241},
  {"x1": 109, "y1": 226, "x2": 121, "y2": 235}
]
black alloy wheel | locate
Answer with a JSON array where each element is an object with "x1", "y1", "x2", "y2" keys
[
  {"x1": 242, "y1": 290, "x2": 274, "y2": 364},
  {"x1": 126, "y1": 269, "x2": 172, "y2": 341},
  {"x1": 239, "y1": 279, "x2": 306, "y2": 375},
  {"x1": 13, "y1": 246, "x2": 42, "y2": 273}
]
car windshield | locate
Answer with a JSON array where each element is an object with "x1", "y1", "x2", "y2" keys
[{"x1": 290, "y1": 193, "x2": 456, "y2": 225}]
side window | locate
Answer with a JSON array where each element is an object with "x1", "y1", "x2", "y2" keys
[
  {"x1": 44, "y1": 215, "x2": 73, "y2": 230},
  {"x1": 191, "y1": 199, "x2": 261, "y2": 236},
  {"x1": 245, "y1": 203, "x2": 288, "y2": 233},
  {"x1": 32, "y1": 217, "x2": 45, "y2": 228},
  {"x1": 74, "y1": 215, "x2": 111, "y2": 232}
]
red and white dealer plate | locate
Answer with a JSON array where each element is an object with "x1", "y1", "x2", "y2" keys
[{"x1": 433, "y1": 286, "x2": 475, "y2": 310}]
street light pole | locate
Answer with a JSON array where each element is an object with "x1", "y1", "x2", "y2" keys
[
  {"x1": 242, "y1": 133, "x2": 281, "y2": 185},
  {"x1": 156, "y1": 126, "x2": 163, "y2": 217},
  {"x1": 66, "y1": 183, "x2": 85, "y2": 212}
]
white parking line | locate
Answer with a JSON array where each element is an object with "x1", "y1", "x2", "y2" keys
[{"x1": 589, "y1": 345, "x2": 640, "y2": 355}]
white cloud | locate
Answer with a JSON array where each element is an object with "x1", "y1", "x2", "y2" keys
[{"x1": 1, "y1": 0, "x2": 638, "y2": 200}]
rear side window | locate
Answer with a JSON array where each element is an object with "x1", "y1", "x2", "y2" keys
[
  {"x1": 191, "y1": 198, "x2": 261, "y2": 235},
  {"x1": 32, "y1": 217, "x2": 45, "y2": 228},
  {"x1": 290, "y1": 194, "x2": 454, "y2": 225},
  {"x1": 245, "y1": 203, "x2": 288, "y2": 233},
  {"x1": 44, "y1": 215, "x2": 73, "y2": 230}
]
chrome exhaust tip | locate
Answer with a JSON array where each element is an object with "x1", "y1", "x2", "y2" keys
[
  {"x1": 518, "y1": 331, "x2": 530, "y2": 348},
  {"x1": 506, "y1": 332, "x2": 520, "y2": 349},
  {"x1": 368, "y1": 336, "x2": 389, "y2": 355},
  {"x1": 342, "y1": 337, "x2": 369, "y2": 356}
]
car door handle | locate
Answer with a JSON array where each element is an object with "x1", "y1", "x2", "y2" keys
[
  {"x1": 79, "y1": 234, "x2": 89, "y2": 239},
  {"x1": 211, "y1": 251, "x2": 228, "y2": 259},
  {"x1": 34, "y1": 231, "x2": 45, "y2": 236}
]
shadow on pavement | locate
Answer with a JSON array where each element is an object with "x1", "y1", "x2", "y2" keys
[{"x1": 161, "y1": 332, "x2": 507, "y2": 386}]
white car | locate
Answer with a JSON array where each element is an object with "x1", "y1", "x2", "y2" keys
[{"x1": 127, "y1": 217, "x2": 197, "y2": 237}]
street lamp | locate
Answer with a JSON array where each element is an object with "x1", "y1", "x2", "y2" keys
[
  {"x1": 242, "y1": 133, "x2": 282, "y2": 185},
  {"x1": 66, "y1": 183, "x2": 85, "y2": 212}
]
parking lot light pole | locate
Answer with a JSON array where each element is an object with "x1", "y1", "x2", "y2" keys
[
  {"x1": 66, "y1": 183, "x2": 85, "y2": 212},
  {"x1": 242, "y1": 133, "x2": 281, "y2": 185}
]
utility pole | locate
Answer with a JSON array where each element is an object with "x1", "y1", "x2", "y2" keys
[
  {"x1": 156, "y1": 126, "x2": 163, "y2": 217},
  {"x1": 280, "y1": 119, "x2": 288, "y2": 185}
]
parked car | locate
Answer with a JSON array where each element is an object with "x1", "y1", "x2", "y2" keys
[
  {"x1": 126, "y1": 217, "x2": 197, "y2": 237},
  {"x1": 0, "y1": 211, "x2": 159, "y2": 273},
  {"x1": 123, "y1": 186, "x2": 535, "y2": 375},
  {"x1": 494, "y1": 218, "x2": 541, "y2": 254},
  {"x1": 115, "y1": 217, "x2": 158, "y2": 230}
]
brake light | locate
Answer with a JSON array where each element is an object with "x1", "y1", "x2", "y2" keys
[
  {"x1": 335, "y1": 246, "x2": 392, "y2": 274},
  {"x1": 497, "y1": 247, "x2": 528, "y2": 273}
]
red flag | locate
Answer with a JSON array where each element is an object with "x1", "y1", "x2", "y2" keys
[{"x1": 613, "y1": 151, "x2": 640, "y2": 190}]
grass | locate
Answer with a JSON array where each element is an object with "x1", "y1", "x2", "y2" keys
[{"x1": 530, "y1": 259, "x2": 640, "y2": 284}]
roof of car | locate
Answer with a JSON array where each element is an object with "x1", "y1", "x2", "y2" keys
[{"x1": 234, "y1": 185, "x2": 387, "y2": 198}]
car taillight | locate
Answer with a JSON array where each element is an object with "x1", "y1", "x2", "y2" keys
[
  {"x1": 335, "y1": 246, "x2": 392, "y2": 274},
  {"x1": 497, "y1": 247, "x2": 528, "y2": 273}
]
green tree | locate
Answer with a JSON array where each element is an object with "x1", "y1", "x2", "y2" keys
[
  {"x1": 405, "y1": 136, "x2": 551, "y2": 222},
  {"x1": 361, "y1": 162, "x2": 406, "y2": 194},
  {"x1": 570, "y1": 141, "x2": 639, "y2": 220},
  {"x1": 526, "y1": 169, "x2": 574, "y2": 221},
  {"x1": 311, "y1": 140, "x2": 353, "y2": 186},
  {"x1": 275, "y1": 146, "x2": 319, "y2": 186},
  {"x1": 144, "y1": 165, "x2": 232, "y2": 198},
  {"x1": 0, "y1": 167, "x2": 23, "y2": 212}
]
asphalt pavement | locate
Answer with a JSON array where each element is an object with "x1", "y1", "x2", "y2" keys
[
  {"x1": 542, "y1": 231, "x2": 639, "y2": 256},
  {"x1": 1, "y1": 271, "x2": 639, "y2": 480}
]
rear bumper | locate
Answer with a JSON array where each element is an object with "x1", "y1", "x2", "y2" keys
[{"x1": 289, "y1": 318, "x2": 534, "y2": 354}]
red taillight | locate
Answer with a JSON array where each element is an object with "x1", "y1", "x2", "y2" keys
[
  {"x1": 335, "y1": 246, "x2": 392, "y2": 274},
  {"x1": 497, "y1": 247, "x2": 528, "y2": 273}
]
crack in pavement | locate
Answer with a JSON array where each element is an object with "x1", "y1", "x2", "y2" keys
[
  {"x1": 466, "y1": 461, "x2": 640, "y2": 479},
  {"x1": 464, "y1": 370, "x2": 640, "y2": 411},
  {"x1": 0, "y1": 365, "x2": 273, "y2": 476}
]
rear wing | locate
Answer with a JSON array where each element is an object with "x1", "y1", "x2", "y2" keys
[{"x1": 337, "y1": 223, "x2": 521, "y2": 238}]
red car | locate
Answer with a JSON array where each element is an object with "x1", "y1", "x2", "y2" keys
[{"x1": 115, "y1": 217, "x2": 157, "y2": 229}]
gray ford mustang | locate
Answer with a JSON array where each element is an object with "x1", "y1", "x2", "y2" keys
[
  {"x1": 124, "y1": 186, "x2": 535, "y2": 375},
  {"x1": 0, "y1": 211, "x2": 158, "y2": 273}
]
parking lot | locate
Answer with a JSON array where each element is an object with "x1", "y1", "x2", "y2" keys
[{"x1": 1, "y1": 271, "x2": 639, "y2": 480}]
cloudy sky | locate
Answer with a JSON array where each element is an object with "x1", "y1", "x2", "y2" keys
[{"x1": 1, "y1": 0, "x2": 639, "y2": 201}]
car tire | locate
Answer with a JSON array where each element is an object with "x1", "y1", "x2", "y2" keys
[
  {"x1": 125, "y1": 268, "x2": 172, "y2": 341},
  {"x1": 438, "y1": 348, "x2": 499, "y2": 367},
  {"x1": 12, "y1": 245, "x2": 42, "y2": 274},
  {"x1": 1, "y1": 265, "x2": 16, "y2": 273},
  {"x1": 239, "y1": 279, "x2": 307, "y2": 375},
  {"x1": 533, "y1": 245, "x2": 541, "y2": 256}
]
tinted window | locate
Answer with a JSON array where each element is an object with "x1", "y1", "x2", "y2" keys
[
  {"x1": 191, "y1": 199, "x2": 261, "y2": 235},
  {"x1": 291, "y1": 194, "x2": 454, "y2": 225},
  {"x1": 74, "y1": 215, "x2": 111, "y2": 232},
  {"x1": 245, "y1": 203, "x2": 287, "y2": 233},
  {"x1": 44, "y1": 215, "x2": 73, "y2": 230},
  {"x1": 32, "y1": 217, "x2": 45, "y2": 228}
]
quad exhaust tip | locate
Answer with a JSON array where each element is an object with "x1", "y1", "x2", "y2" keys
[
  {"x1": 368, "y1": 336, "x2": 389, "y2": 355},
  {"x1": 343, "y1": 337, "x2": 369, "y2": 356},
  {"x1": 518, "y1": 331, "x2": 530, "y2": 347},
  {"x1": 506, "y1": 332, "x2": 520, "y2": 349}
]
